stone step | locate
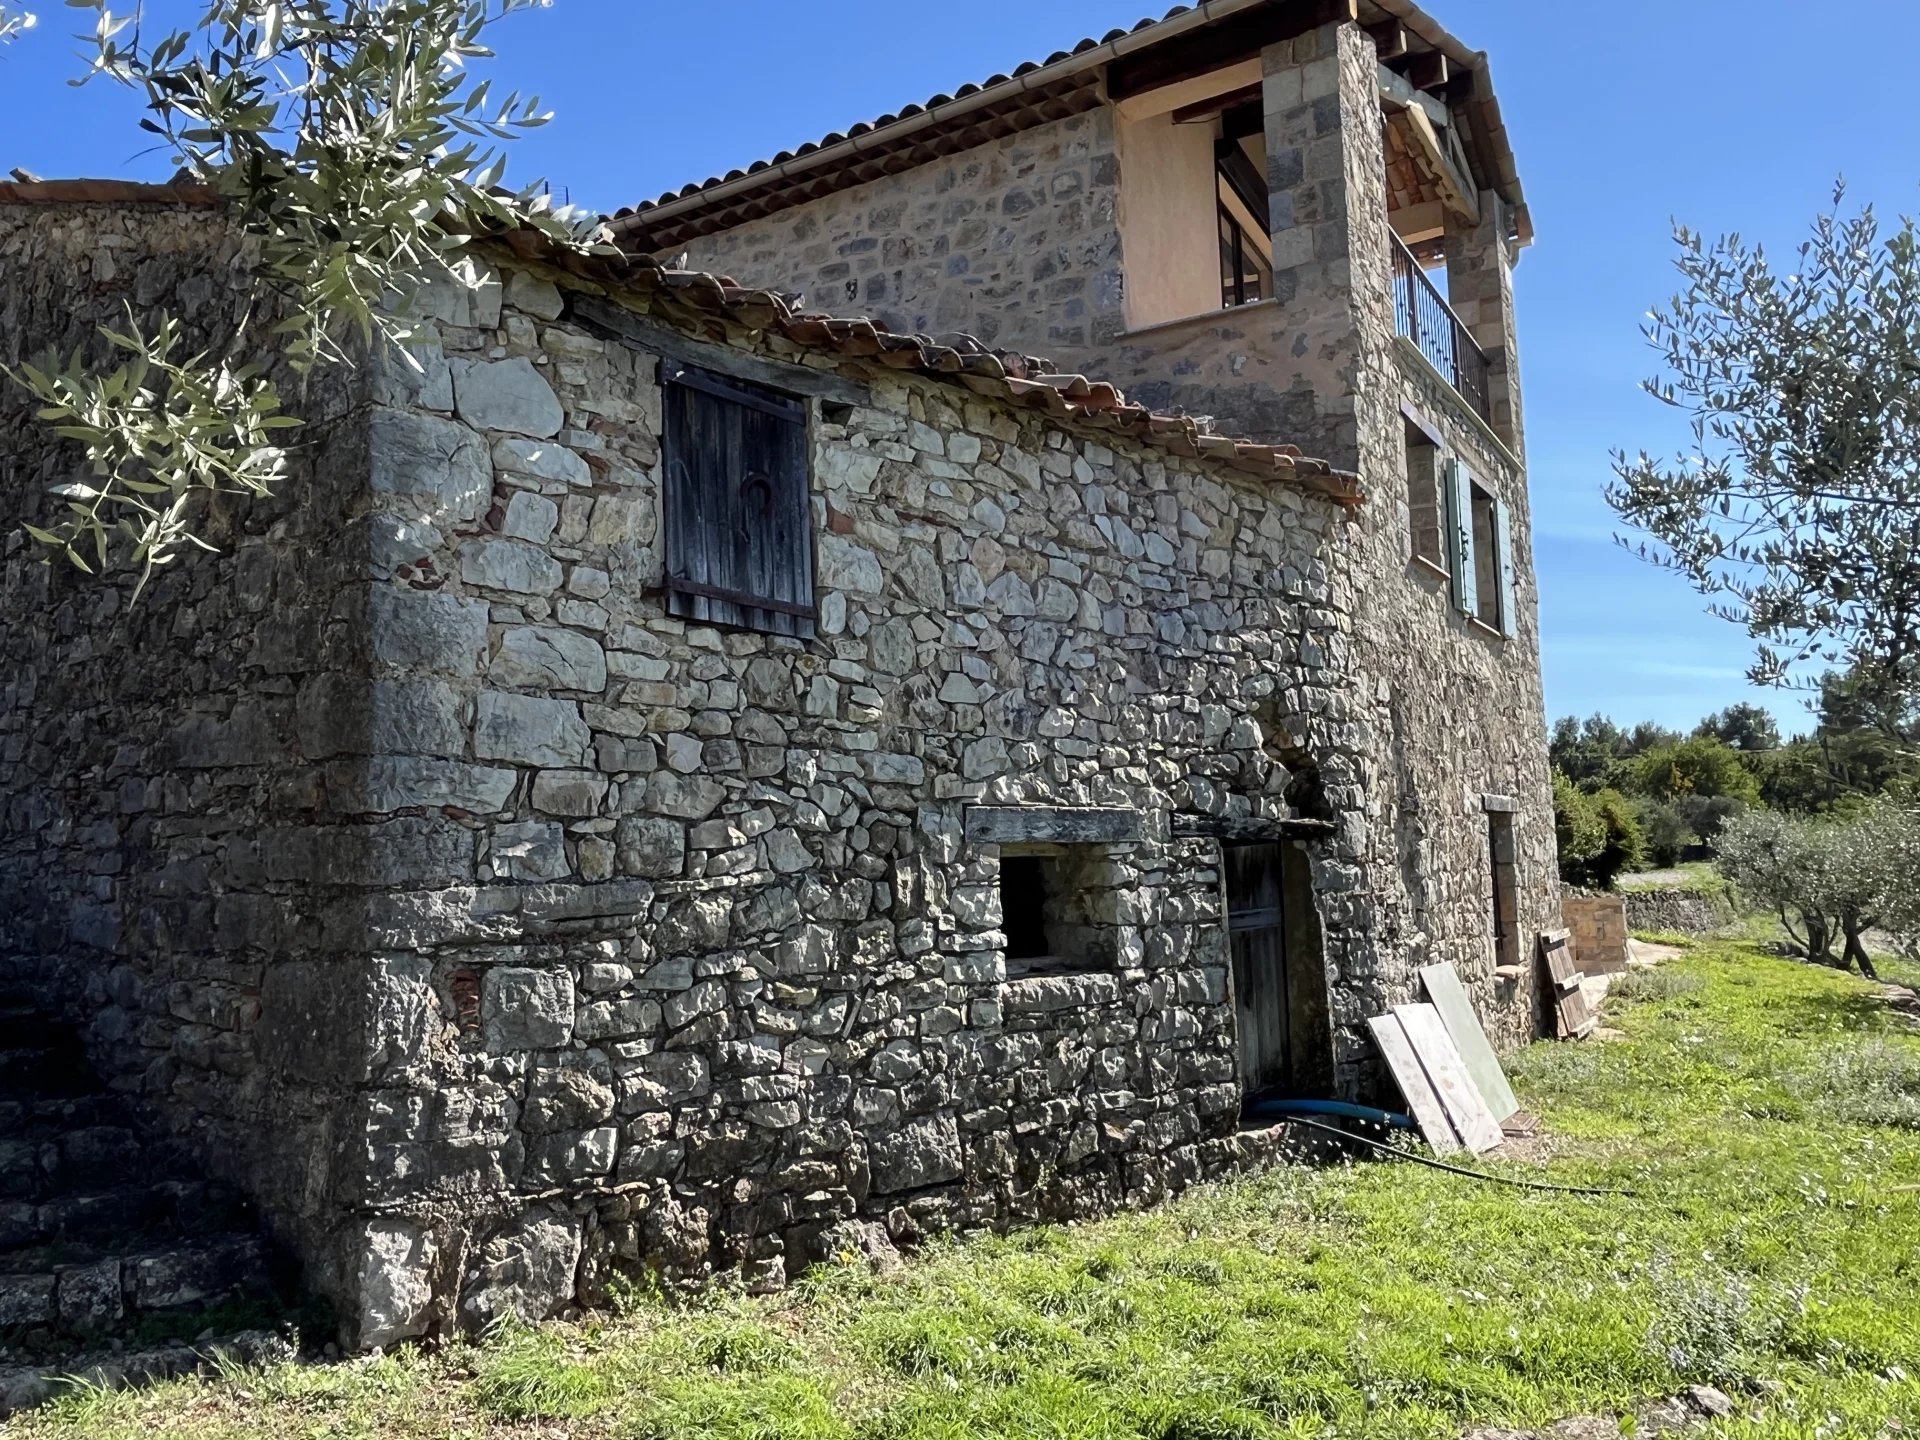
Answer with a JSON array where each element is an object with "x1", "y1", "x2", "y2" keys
[
  {"x1": 0, "y1": 1094, "x2": 136, "y2": 1140},
  {"x1": 0, "y1": 1179, "x2": 253, "y2": 1255},
  {"x1": 0, "y1": 1010, "x2": 76, "y2": 1053},
  {"x1": 0, "y1": 1326, "x2": 298, "y2": 1415},
  {"x1": 0, "y1": 1233, "x2": 277, "y2": 1341},
  {"x1": 0, "y1": 1045, "x2": 93, "y2": 1099},
  {"x1": 0, "y1": 1126, "x2": 185, "y2": 1203}
]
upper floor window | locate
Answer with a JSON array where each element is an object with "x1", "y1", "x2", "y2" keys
[
  {"x1": 1404, "y1": 416, "x2": 1445, "y2": 571},
  {"x1": 661, "y1": 363, "x2": 816, "y2": 640},
  {"x1": 1442, "y1": 456, "x2": 1517, "y2": 638},
  {"x1": 1216, "y1": 122, "x2": 1272, "y2": 309}
]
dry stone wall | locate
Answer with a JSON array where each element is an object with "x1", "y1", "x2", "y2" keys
[
  {"x1": 677, "y1": 111, "x2": 1126, "y2": 355},
  {"x1": 0, "y1": 198, "x2": 378, "y2": 1302},
  {"x1": 339, "y1": 247, "x2": 1390, "y2": 1343}
]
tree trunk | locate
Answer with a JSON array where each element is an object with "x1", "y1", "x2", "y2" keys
[
  {"x1": 1843, "y1": 922, "x2": 1881, "y2": 981},
  {"x1": 1803, "y1": 911, "x2": 1836, "y2": 965}
]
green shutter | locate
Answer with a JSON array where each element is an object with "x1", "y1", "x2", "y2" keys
[
  {"x1": 1494, "y1": 496, "x2": 1518, "y2": 638},
  {"x1": 1444, "y1": 458, "x2": 1477, "y2": 618}
]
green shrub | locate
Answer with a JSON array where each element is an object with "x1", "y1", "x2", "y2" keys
[{"x1": 1553, "y1": 771, "x2": 1604, "y2": 884}]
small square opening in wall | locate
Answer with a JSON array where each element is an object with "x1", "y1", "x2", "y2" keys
[{"x1": 996, "y1": 844, "x2": 1115, "y2": 978}]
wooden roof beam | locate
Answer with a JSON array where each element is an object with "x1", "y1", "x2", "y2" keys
[{"x1": 1366, "y1": 21, "x2": 1408, "y2": 59}]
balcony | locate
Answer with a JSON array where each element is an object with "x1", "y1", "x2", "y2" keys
[{"x1": 1390, "y1": 231, "x2": 1490, "y2": 423}]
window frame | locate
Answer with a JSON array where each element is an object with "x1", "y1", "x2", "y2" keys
[{"x1": 659, "y1": 360, "x2": 819, "y2": 639}]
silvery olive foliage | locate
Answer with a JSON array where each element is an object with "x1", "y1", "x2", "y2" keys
[
  {"x1": 1609, "y1": 189, "x2": 1920, "y2": 741},
  {"x1": 1716, "y1": 805, "x2": 1920, "y2": 977},
  {"x1": 2, "y1": 0, "x2": 609, "y2": 589}
]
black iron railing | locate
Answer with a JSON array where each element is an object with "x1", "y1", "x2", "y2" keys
[{"x1": 1390, "y1": 232, "x2": 1490, "y2": 422}]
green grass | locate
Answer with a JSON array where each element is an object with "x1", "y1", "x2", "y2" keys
[
  {"x1": 13, "y1": 941, "x2": 1920, "y2": 1440},
  {"x1": 1615, "y1": 861, "x2": 1726, "y2": 895}
]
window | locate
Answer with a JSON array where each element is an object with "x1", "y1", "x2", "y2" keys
[
  {"x1": 1487, "y1": 809, "x2": 1519, "y2": 973},
  {"x1": 1404, "y1": 416, "x2": 1444, "y2": 570},
  {"x1": 661, "y1": 362, "x2": 815, "y2": 638},
  {"x1": 1216, "y1": 123, "x2": 1272, "y2": 309},
  {"x1": 1442, "y1": 459, "x2": 1517, "y2": 638},
  {"x1": 996, "y1": 844, "x2": 1113, "y2": 978}
]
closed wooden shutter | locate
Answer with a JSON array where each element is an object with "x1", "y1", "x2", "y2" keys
[
  {"x1": 1494, "y1": 496, "x2": 1517, "y2": 638},
  {"x1": 1443, "y1": 457, "x2": 1477, "y2": 618},
  {"x1": 661, "y1": 363, "x2": 815, "y2": 639}
]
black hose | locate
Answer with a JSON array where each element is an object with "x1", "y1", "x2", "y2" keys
[{"x1": 1281, "y1": 1115, "x2": 1658, "y2": 1201}]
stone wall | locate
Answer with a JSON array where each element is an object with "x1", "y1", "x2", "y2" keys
[
  {"x1": 677, "y1": 110, "x2": 1126, "y2": 355},
  {"x1": 679, "y1": 19, "x2": 1561, "y2": 1059},
  {"x1": 3, "y1": 131, "x2": 1558, "y2": 1342},
  {"x1": 0, "y1": 198, "x2": 377, "y2": 1308},
  {"x1": 1621, "y1": 887, "x2": 1734, "y2": 936},
  {"x1": 335, "y1": 245, "x2": 1397, "y2": 1342},
  {"x1": 1561, "y1": 895, "x2": 1630, "y2": 977}
]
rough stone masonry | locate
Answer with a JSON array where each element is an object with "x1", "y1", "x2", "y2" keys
[{"x1": 1, "y1": 180, "x2": 1557, "y2": 1347}]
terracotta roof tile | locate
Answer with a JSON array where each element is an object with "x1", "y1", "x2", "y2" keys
[{"x1": 0, "y1": 177, "x2": 1362, "y2": 508}]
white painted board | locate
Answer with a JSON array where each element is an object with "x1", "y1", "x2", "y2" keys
[
  {"x1": 1419, "y1": 962, "x2": 1521, "y2": 1122},
  {"x1": 1395, "y1": 1003, "x2": 1505, "y2": 1154},
  {"x1": 1367, "y1": 1012, "x2": 1467, "y2": 1157}
]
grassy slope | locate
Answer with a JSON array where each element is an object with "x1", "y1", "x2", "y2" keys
[{"x1": 14, "y1": 942, "x2": 1919, "y2": 1440}]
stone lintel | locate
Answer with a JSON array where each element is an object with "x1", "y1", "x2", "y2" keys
[
  {"x1": 571, "y1": 296, "x2": 871, "y2": 410},
  {"x1": 965, "y1": 805, "x2": 1142, "y2": 846},
  {"x1": 1479, "y1": 793, "x2": 1517, "y2": 814},
  {"x1": 1170, "y1": 814, "x2": 1334, "y2": 842}
]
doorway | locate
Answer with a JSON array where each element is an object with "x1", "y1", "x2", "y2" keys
[{"x1": 1225, "y1": 841, "x2": 1334, "y2": 1103}]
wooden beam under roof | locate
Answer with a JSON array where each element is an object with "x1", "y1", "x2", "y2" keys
[
  {"x1": 1170, "y1": 82, "x2": 1265, "y2": 126},
  {"x1": 1398, "y1": 48, "x2": 1450, "y2": 90},
  {"x1": 1365, "y1": 20, "x2": 1408, "y2": 58},
  {"x1": 1106, "y1": 0, "x2": 1359, "y2": 101}
]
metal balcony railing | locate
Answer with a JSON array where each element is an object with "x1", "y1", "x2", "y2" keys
[{"x1": 1391, "y1": 231, "x2": 1491, "y2": 423}]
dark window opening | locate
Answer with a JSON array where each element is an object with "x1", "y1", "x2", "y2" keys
[
  {"x1": 1488, "y1": 811, "x2": 1519, "y2": 972},
  {"x1": 996, "y1": 845, "x2": 1116, "y2": 978},
  {"x1": 661, "y1": 362, "x2": 816, "y2": 639},
  {"x1": 1000, "y1": 855, "x2": 1051, "y2": 961},
  {"x1": 1470, "y1": 480, "x2": 1502, "y2": 623}
]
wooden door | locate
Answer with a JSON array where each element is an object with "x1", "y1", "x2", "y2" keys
[{"x1": 1227, "y1": 843, "x2": 1291, "y2": 1098}]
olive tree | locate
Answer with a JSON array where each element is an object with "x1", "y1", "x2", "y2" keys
[
  {"x1": 2, "y1": 0, "x2": 605, "y2": 589},
  {"x1": 1609, "y1": 190, "x2": 1920, "y2": 743},
  {"x1": 1717, "y1": 806, "x2": 1920, "y2": 978}
]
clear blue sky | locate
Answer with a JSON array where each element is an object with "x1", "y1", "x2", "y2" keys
[{"x1": 5, "y1": 1, "x2": 1916, "y2": 737}]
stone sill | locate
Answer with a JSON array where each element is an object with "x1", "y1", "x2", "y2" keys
[
  {"x1": 1391, "y1": 337, "x2": 1523, "y2": 472},
  {"x1": 1121, "y1": 297, "x2": 1282, "y2": 344},
  {"x1": 1467, "y1": 616, "x2": 1510, "y2": 645},
  {"x1": 1409, "y1": 554, "x2": 1451, "y2": 585}
]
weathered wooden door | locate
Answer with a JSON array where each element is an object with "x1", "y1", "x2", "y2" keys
[
  {"x1": 1227, "y1": 843, "x2": 1291, "y2": 1097},
  {"x1": 1226, "y1": 841, "x2": 1335, "y2": 1101}
]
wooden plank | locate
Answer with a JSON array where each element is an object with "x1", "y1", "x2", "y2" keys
[
  {"x1": 1170, "y1": 82, "x2": 1264, "y2": 126},
  {"x1": 575, "y1": 296, "x2": 871, "y2": 409},
  {"x1": 1367, "y1": 1013, "x2": 1465, "y2": 1157},
  {"x1": 1419, "y1": 962, "x2": 1520, "y2": 1122},
  {"x1": 1365, "y1": 21, "x2": 1409, "y2": 59},
  {"x1": 1395, "y1": 1003, "x2": 1504, "y2": 1153}
]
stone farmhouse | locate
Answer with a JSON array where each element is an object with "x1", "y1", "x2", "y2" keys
[{"x1": 0, "y1": 0, "x2": 1555, "y2": 1370}]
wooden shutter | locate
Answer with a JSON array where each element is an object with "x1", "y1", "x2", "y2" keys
[
  {"x1": 661, "y1": 363, "x2": 815, "y2": 639},
  {"x1": 1494, "y1": 496, "x2": 1517, "y2": 638},
  {"x1": 1443, "y1": 457, "x2": 1477, "y2": 618}
]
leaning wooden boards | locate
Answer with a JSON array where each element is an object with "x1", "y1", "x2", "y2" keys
[
  {"x1": 1418, "y1": 962, "x2": 1521, "y2": 1122},
  {"x1": 1366, "y1": 1012, "x2": 1465, "y2": 1156},
  {"x1": 1394, "y1": 1003, "x2": 1506, "y2": 1152}
]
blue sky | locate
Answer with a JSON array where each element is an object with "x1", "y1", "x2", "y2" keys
[{"x1": 5, "y1": 1, "x2": 1916, "y2": 735}]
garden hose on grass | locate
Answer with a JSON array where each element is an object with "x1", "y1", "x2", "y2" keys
[{"x1": 1279, "y1": 1114, "x2": 1670, "y2": 1204}]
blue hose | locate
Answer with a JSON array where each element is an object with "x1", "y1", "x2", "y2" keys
[{"x1": 1249, "y1": 1097, "x2": 1417, "y2": 1130}]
